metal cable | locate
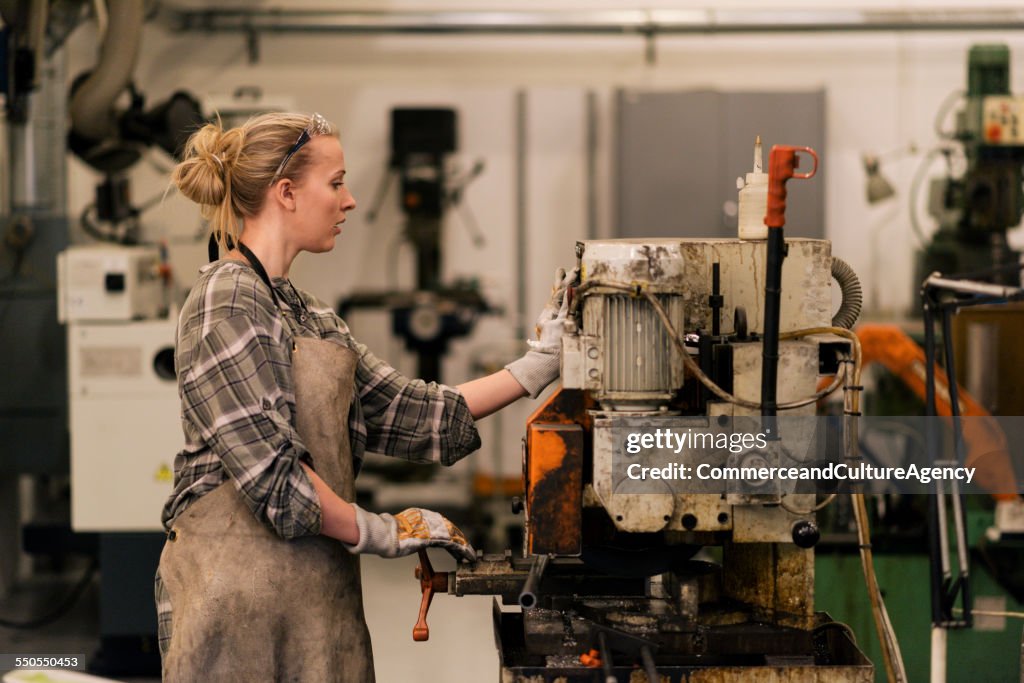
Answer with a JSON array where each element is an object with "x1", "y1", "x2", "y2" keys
[
  {"x1": 574, "y1": 280, "x2": 855, "y2": 410},
  {"x1": 780, "y1": 492, "x2": 838, "y2": 515}
]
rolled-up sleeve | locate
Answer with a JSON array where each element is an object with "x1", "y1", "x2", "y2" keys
[
  {"x1": 180, "y1": 313, "x2": 321, "y2": 539},
  {"x1": 353, "y1": 340, "x2": 481, "y2": 465}
]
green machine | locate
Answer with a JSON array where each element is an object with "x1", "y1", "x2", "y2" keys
[{"x1": 917, "y1": 44, "x2": 1024, "y2": 286}]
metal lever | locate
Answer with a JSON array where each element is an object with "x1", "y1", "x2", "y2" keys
[
  {"x1": 413, "y1": 549, "x2": 449, "y2": 641},
  {"x1": 640, "y1": 645, "x2": 659, "y2": 683},
  {"x1": 597, "y1": 631, "x2": 617, "y2": 683}
]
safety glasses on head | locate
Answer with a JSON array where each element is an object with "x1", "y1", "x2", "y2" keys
[{"x1": 269, "y1": 112, "x2": 332, "y2": 186}]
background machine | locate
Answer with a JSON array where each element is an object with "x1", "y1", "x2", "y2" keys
[
  {"x1": 918, "y1": 44, "x2": 1024, "y2": 288},
  {"x1": 340, "y1": 107, "x2": 491, "y2": 384},
  {"x1": 57, "y1": 243, "x2": 178, "y2": 675}
]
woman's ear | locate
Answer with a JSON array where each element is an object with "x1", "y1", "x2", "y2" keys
[{"x1": 269, "y1": 178, "x2": 298, "y2": 212}]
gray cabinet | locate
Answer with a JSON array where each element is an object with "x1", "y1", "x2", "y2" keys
[{"x1": 614, "y1": 89, "x2": 825, "y2": 239}]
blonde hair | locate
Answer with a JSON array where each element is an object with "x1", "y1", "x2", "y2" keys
[{"x1": 172, "y1": 112, "x2": 340, "y2": 254}]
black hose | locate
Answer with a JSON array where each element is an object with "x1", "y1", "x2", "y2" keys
[
  {"x1": 941, "y1": 304, "x2": 973, "y2": 628},
  {"x1": 760, "y1": 228, "x2": 785, "y2": 420},
  {"x1": 922, "y1": 295, "x2": 946, "y2": 626},
  {"x1": 831, "y1": 256, "x2": 863, "y2": 329}
]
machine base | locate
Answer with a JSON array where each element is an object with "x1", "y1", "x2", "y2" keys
[{"x1": 494, "y1": 601, "x2": 873, "y2": 682}]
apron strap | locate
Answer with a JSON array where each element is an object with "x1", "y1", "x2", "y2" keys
[
  {"x1": 207, "y1": 232, "x2": 237, "y2": 264},
  {"x1": 207, "y1": 233, "x2": 219, "y2": 264},
  {"x1": 208, "y1": 232, "x2": 283, "y2": 311},
  {"x1": 236, "y1": 241, "x2": 284, "y2": 312}
]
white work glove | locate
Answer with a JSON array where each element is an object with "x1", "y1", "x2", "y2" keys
[
  {"x1": 505, "y1": 266, "x2": 580, "y2": 398},
  {"x1": 344, "y1": 504, "x2": 476, "y2": 563}
]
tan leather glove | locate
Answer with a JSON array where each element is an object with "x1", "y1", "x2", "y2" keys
[{"x1": 344, "y1": 505, "x2": 476, "y2": 563}]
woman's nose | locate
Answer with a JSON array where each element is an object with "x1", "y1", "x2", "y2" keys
[{"x1": 342, "y1": 188, "x2": 356, "y2": 212}]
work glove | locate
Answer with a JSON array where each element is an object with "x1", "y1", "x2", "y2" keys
[
  {"x1": 505, "y1": 266, "x2": 580, "y2": 398},
  {"x1": 344, "y1": 504, "x2": 476, "y2": 563}
]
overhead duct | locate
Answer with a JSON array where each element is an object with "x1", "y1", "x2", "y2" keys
[
  {"x1": 69, "y1": 0, "x2": 143, "y2": 142},
  {"x1": 68, "y1": 1, "x2": 204, "y2": 178}
]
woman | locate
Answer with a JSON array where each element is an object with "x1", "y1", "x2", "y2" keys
[{"x1": 155, "y1": 112, "x2": 574, "y2": 682}]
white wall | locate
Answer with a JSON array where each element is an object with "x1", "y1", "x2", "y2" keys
[{"x1": 64, "y1": 3, "x2": 1024, "y2": 476}]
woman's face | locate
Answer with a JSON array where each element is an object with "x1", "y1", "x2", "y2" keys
[{"x1": 290, "y1": 135, "x2": 356, "y2": 253}]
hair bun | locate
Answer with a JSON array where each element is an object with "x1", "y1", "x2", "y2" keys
[
  {"x1": 172, "y1": 124, "x2": 227, "y2": 206},
  {"x1": 171, "y1": 124, "x2": 247, "y2": 207}
]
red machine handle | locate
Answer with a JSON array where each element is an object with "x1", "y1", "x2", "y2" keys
[
  {"x1": 764, "y1": 145, "x2": 818, "y2": 229},
  {"x1": 413, "y1": 549, "x2": 449, "y2": 641}
]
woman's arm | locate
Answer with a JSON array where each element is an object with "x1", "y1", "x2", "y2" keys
[
  {"x1": 301, "y1": 463, "x2": 359, "y2": 543},
  {"x1": 456, "y1": 369, "x2": 528, "y2": 420},
  {"x1": 302, "y1": 463, "x2": 475, "y2": 563},
  {"x1": 351, "y1": 338, "x2": 482, "y2": 466},
  {"x1": 304, "y1": 462, "x2": 476, "y2": 562}
]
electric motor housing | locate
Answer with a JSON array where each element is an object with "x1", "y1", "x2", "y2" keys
[{"x1": 562, "y1": 238, "x2": 832, "y2": 412}]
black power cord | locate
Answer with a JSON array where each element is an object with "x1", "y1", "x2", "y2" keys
[{"x1": 0, "y1": 557, "x2": 99, "y2": 630}]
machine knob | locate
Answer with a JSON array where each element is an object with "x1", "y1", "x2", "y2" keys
[
  {"x1": 791, "y1": 520, "x2": 820, "y2": 549},
  {"x1": 511, "y1": 496, "x2": 524, "y2": 515},
  {"x1": 408, "y1": 304, "x2": 443, "y2": 342},
  {"x1": 153, "y1": 347, "x2": 177, "y2": 381}
]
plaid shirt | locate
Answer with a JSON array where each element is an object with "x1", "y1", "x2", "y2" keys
[{"x1": 156, "y1": 260, "x2": 481, "y2": 654}]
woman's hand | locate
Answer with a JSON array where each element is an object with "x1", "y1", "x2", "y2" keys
[
  {"x1": 504, "y1": 266, "x2": 579, "y2": 398},
  {"x1": 344, "y1": 505, "x2": 477, "y2": 563}
]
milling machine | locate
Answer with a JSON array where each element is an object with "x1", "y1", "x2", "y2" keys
[{"x1": 918, "y1": 43, "x2": 1024, "y2": 288}]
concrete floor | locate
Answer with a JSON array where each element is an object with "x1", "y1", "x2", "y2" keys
[
  {"x1": 0, "y1": 553, "x2": 499, "y2": 682},
  {"x1": 364, "y1": 554, "x2": 499, "y2": 682}
]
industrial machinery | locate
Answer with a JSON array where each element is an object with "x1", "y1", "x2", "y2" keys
[
  {"x1": 66, "y1": 1, "x2": 203, "y2": 245},
  {"x1": 917, "y1": 44, "x2": 1024, "y2": 287},
  {"x1": 412, "y1": 144, "x2": 883, "y2": 681},
  {"x1": 340, "y1": 107, "x2": 491, "y2": 383},
  {"x1": 841, "y1": 43, "x2": 1024, "y2": 681},
  {"x1": 58, "y1": 244, "x2": 179, "y2": 531},
  {"x1": 57, "y1": 244, "x2": 178, "y2": 674}
]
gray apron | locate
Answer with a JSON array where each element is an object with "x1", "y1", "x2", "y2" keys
[{"x1": 158, "y1": 336, "x2": 374, "y2": 682}]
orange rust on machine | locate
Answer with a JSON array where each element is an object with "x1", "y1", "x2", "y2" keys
[
  {"x1": 525, "y1": 386, "x2": 596, "y2": 429},
  {"x1": 525, "y1": 388, "x2": 594, "y2": 556}
]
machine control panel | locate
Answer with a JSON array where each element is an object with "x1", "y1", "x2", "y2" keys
[
  {"x1": 58, "y1": 245, "x2": 165, "y2": 322},
  {"x1": 982, "y1": 96, "x2": 1024, "y2": 144}
]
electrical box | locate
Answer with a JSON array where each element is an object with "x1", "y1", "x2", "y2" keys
[
  {"x1": 58, "y1": 245, "x2": 164, "y2": 322},
  {"x1": 69, "y1": 318, "x2": 180, "y2": 531}
]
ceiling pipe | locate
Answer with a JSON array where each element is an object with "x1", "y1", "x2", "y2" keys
[{"x1": 162, "y1": 7, "x2": 1024, "y2": 35}]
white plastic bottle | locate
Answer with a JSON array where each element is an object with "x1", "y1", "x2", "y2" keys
[{"x1": 737, "y1": 136, "x2": 768, "y2": 240}]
